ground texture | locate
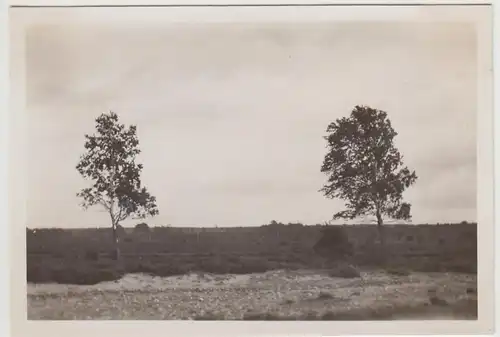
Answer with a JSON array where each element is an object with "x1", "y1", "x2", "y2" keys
[{"x1": 27, "y1": 269, "x2": 477, "y2": 320}]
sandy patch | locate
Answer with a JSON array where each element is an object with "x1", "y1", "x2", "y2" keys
[{"x1": 27, "y1": 270, "x2": 477, "y2": 320}]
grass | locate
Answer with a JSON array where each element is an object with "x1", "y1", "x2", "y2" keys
[
  {"x1": 26, "y1": 249, "x2": 476, "y2": 285},
  {"x1": 26, "y1": 223, "x2": 477, "y2": 285}
]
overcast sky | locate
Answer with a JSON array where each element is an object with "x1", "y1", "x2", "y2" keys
[{"x1": 25, "y1": 22, "x2": 477, "y2": 228}]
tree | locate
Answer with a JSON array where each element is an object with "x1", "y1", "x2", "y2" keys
[
  {"x1": 320, "y1": 105, "x2": 417, "y2": 254},
  {"x1": 76, "y1": 111, "x2": 159, "y2": 259}
]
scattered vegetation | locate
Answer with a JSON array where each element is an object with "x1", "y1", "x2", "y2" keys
[
  {"x1": 26, "y1": 109, "x2": 476, "y2": 286},
  {"x1": 26, "y1": 222, "x2": 477, "y2": 285},
  {"x1": 428, "y1": 290, "x2": 449, "y2": 306}
]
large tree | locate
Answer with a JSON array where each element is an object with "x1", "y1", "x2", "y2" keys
[
  {"x1": 320, "y1": 105, "x2": 417, "y2": 250},
  {"x1": 76, "y1": 111, "x2": 159, "y2": 259}
]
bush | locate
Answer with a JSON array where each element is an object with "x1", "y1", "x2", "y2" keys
[
  {"x1": 317, "y1": 292, "x2": 334, "y2": 299},
  {"x1": 313, "y1": 226, "x2": 353, "y2": 262},
  {"x1": 327, "y1": 263, "x2": 360, "y2": 279},
  {"x1": 134, "y1": 222, "x2": 150, "y2": 233},
  {"x1": 466, "y1": 287, "x2": 476, "y2": 294}
]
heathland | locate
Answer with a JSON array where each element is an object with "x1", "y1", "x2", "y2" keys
[
  {"x1": 26, "y1": 222, "x2": 477, "y2": 320},
  {"x1": 27, "y1": 222, "x2": 476, "y2": 285}
]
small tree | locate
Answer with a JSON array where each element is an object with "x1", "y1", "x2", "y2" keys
[
  {"x1": 76, "y1": 111, "x2": 159, "y2": 259},
  {"x1": 320, "y1": 106, "x2": 417, "y2": 255},
  {"x1": 134, "y1": 222, "x2": 150, "y2": 233}
]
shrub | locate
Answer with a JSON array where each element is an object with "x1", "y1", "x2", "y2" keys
[
  {"x1": 313, "y1": 226, "x2": 353, "y2": 262},
  {"x1": 327, "y1": 263, "x2": 360, "y2": 279},
  {"x1": 134, "y1": 222, "x2": 150, "y2": 233},
  {"x1": 466, "y1": 287, "x2": 476, "y2": 294},
  {"x1": 317, "y1": 292, "x2": 334, "y2": 299},
  {"x1": 429, "y1": 295, "x2": 448, "y2": 306}
]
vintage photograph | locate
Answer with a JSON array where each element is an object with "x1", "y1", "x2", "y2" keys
[{"x1": 8, "y1": 3, "x2": 493, "y2": 331}]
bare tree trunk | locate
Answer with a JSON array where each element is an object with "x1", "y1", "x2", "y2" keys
[
  {"x1": 375, "y1": 209, "x2": 386, "y2": 264},
  {"x1": 112, "y1": 222, "x2": 121, "y2": 261},
  {"x1": 108, "y1": 199, "x2": 121, "y2": 261}
]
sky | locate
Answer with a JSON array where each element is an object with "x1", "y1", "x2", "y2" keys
[{"x1": 25, "y1": 22, "x2": 477, "y2": 228}]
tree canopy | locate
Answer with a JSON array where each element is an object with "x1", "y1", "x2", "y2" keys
[
  {"x1": 76, "y1": 111, "x2": 159, "y2": 255},
  {"x1": 320, "y1": 105, "x2": 417, "y2": 228}
]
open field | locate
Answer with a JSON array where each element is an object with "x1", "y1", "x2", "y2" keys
[
  {"x1": 27, "y1": 224, "x2": 477, "y2": 320},
  {"x1": 28, "y1": 269, "x2": 477, "y2": 320},
  {"x1": 27, "y1": 223, "x2": 477, "y2": 285}
]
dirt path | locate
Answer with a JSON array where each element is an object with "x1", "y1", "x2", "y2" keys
[{"x1": 27, "y1": 270, "x2": 477, "y2": 320}]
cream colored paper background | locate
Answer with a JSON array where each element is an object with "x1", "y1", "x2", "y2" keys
[{"x1": 8, "y1": 3, "x2": 494, "y2": 336}]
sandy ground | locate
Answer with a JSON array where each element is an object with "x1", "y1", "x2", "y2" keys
[{"x1": 27, "y1": 270, "x2": 477, "y2": 320}]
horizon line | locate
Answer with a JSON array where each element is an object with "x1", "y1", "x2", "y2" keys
[{"x1": 26, "y1": 221, "x2": 478, "y2": 230}]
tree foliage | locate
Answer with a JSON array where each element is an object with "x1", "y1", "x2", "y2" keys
[
  {"x1": 320, "y1": 106, "x2": 417, "y2": 227},
  {"x1": 76, "y1": 111, "x2": 159, "y2": 251}
]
